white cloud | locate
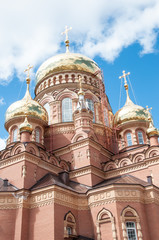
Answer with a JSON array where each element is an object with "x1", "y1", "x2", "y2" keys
[
  {"x1": 0, "y1": 97, "x2": 5, "y2": 105},
  {"x1": 0, "y1": 0, "x2": 159, "y2": 84},
  {"x1": 0, "y1": 138, "x2": 6, "y2": 150}
]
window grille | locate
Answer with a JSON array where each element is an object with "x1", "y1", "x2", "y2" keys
[
  {"x1": 13, "y1": 128, "x2": 18, "y2": 142},
  {"x1": 62, "y1": 98, "x2": 72, "y2": 122},
  {"x1": 137, "y1": 131, "x2": 144, "y2": 144},
  {"x1": 126, "y1": 222, "x2": 137, "y2": 240},
  {"x1": 126, "y1": 132, "x2": 132, "y2": 146}
]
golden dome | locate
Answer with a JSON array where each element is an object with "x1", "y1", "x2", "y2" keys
[
  {"x1": 19, "y1": 116, "x2": 33, "y2": 133},
  {"x1": 114, "y1": 89, "x2": 148, "y2": 127},
  {"x1": 146, "y1": 119, "x2": 159, "y2": 137},
  {"x1": 35, "y1": 52, "x2": 100, "y2": 85},
  {"x1": 5, "y1": 79, "x2": 48, "y2": 126}
]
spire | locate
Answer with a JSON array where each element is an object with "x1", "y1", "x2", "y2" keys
[
  {"x1": 119, "y1": 70, "x2": 134, "y2": 106},
  {"x1": 61, "y1": 26, "x2": 72, "y2": 53},
  {"x1": 23, "y1": 64, "x2": 33, "y2": 100}
]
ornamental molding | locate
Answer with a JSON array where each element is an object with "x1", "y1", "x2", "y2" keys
[
  {"x1": 70, "y1": 165, "x2": 104, "y2": 179},
  {"x1": 0, "y1": 184, "x2": 159, "y2": 210},
  {"x1": 54, "y1": 139, "x2": 89, "y2": 157},
  {"x1": 52, "y1": 123, "x2": 75, "y2": 135},
  {"x1": 87, "y1": 185, "x2": 159, "y2": 208},
  {"x1": 54, "y1": 137, "x2": 112, "y2": 159},
  {"x1": 105, "y1": 155, "x2": 159, "y2": 179},
  {"x1": 0, "y1": 185, "x2": 88, "y2": 210},
  {"x1": 0, "y1": 152, "x2": 61, "y2": 175}
]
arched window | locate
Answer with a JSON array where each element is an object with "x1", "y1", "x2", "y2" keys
[
  {"x1": 126, "y1": 222, "x2": 138, "y2": 240},
  {"x1": 126, "y1": 132, "x2": 132, "y2": 146},
  {"x1": 86, "y1": 99, "x2": 95, "y2": 122},
  {"x1": 121, "y1": 206, "x2": 142, "y2": 240},
  {"x1": 103, "y1": 108, "x2": 109, "y2": 126},
  {"x1": 62, "y1": 98, "x2": 72, "y2": 122},
  {"x1": 13, "y1": 128, "x2": 18, "y2": 142},
  {"x1": 137, "y1": 131, "x2": 144, "y2": 144},
  {"x1": 96, "y1": 208, "x2": 117, "y2": 240},
  {"x1": 44, "y1": 103, "x2": 50, "y2": 124},
  {"x1": 35, "y1": 128, "x2": 41, "y2": 143},
  {"x1": 64, "y1": 212, "x2": 77, "y2": 238}
]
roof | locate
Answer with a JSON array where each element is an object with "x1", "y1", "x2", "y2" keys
[
  {"x1": 0, "y1": 178, "x2": 18, "y2": 192},
  {"x1": 30, "y1": 173, "x2": 91, "y2": 193},
  {"x1": 93, "y1": 174, "x2": 150, "y2": 189}
]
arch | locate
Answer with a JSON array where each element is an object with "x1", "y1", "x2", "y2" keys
[
  {"x1": 120, "y1": 158, "x2": 131, "y2": 168},
  {"x1": 49, "y1": 156, "x2": 59, "y2": 166},
  {"x1": 11, "y1": 143, "x2": 25, "y2": 156},
  {"x1": 64, "y1": 211, "x2": 77, "y2": 238},
  {"x1": 97, "y1": 208, "x2": 117, "y2": 240},
  {"x1": 25, "y1": 143, "x2": 39, "y2": 156},
  {"x1": 85, "y1": 90, "x2": 100, "y2": 103},
  {"x1": 71, "y1": 133, "x2": 85, "y2": 143},
  {"x1": 1, "y1": 150, "x2": 11, "y2": 160},
  {"x1": 59, "y1": 160, "x2": 69, "y2": 171},
  {"x1": 55, "y1": 88, "x2": 78, "y2": 101},
  {"x1": 39, "y1": 94, "x2": 54, "y2": 105},
  {"x1": 145, "y1": 146, "x2": 159, "y2": 158},
  {"x1": 40, "y1": 150, "x2": 48, "y2": 161},
  {"x1": 132, "y1": 153, "x2": 144, "y2": 163},
  {"x1": 121, "y1": 206, "x2": 142, "y2": 240},
  {"x1": 121, "y1": 206, "x2": 139, "y2": 218},
  {"x1": 104, "y1": 162, "x2": 117, "y2": 171}
]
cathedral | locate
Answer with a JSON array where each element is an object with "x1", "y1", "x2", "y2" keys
[{"x1": 0, "y1": 28, "x2": 159, "y2": 240}]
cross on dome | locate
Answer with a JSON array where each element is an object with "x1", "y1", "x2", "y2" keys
[
  {"x1": 61, "y1": 26, "x2": 72, "y2": 53},
  {"x1": 119, "y1": 70, "x2": 130, "y2": 88},
  {"x1": 24, "y1": 64, "x2": 33, "y2": 82}
]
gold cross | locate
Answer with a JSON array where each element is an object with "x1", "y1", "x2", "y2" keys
[
  {"x1": 119, "y1": 70, "x2": 130, "y2": 85},
  {"x1": 146, "y1": 105, "x2": 152, "y2": 112},
  {"x1": 24, "y1": 64, "x2": 33, "y2": 79},
  {"x1": 61, "y1": 26, "x2": 72, "y2": 41}
]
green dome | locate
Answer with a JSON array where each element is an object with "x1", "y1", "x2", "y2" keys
[{"x1": 35, "y1": 52, "x2": 100, "y2": 85}]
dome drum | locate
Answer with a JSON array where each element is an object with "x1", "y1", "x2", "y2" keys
[
  {"x1": 35, "y1": 53, "x2": 102, "y2": 95},
  {"x1": 35, "y1": 71, "x2": 101, "y2": 96}
]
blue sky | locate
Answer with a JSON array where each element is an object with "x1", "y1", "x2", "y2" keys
[{"x1": 0, "y1": 0, "x2": 159, "y2": 149}]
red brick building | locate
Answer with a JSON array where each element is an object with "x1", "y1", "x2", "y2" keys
[{"x1": 0, "y1": 38, "x2": 159, "y2": 240}]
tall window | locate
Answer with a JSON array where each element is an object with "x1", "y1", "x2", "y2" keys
[
  {"x1": 86, "y1": 99, "x2": 95, "y2": 122},
  {"x1": 137, "y1": 131, "x2": 144, "y2": 144},
  {"x1": 126, "y1": 132, "x2": 132, "y2": 146},
  {"x1": 13, "y1": 128, "x2": 18, "y2": 142},
  {"x1": 66, "y1": 226, "x2": 72, "y2": 235},
  {"x1": 35, "y1": 128, "x2": 41, "y2": 143},
  {"x1": 44, "y1": 103, "x2": 50, "y2": 124},
  {"x1": 126, "y1": 222, "x2": 137, "y2": 240},
  {"x1": 62, "y1": 98, "x2": 72, "y2": 122},
  {"x1": 64, "y1": 212, "x2": 77, "y2": 238}
]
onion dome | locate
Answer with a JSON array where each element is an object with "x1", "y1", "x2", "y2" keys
[
  {"x1": 35, "y1": 52, "x2": 100, "y2": 86},
  {"x1": 5, "y1": 77, "x2": 48, "y2": 128},
  {"x1": 146, "y1": 118, "x2": 159, "y2": 137},
  {"x1": 19, "y1": 116, "x2": 33, "y2": 133},
  {"x1": 114, "y1": 71, "x2": 148, "y2": 127}
]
